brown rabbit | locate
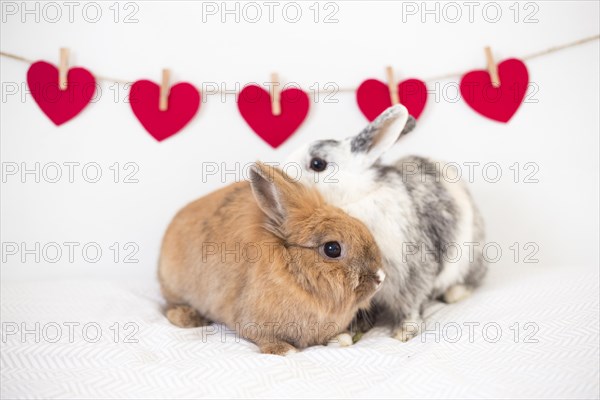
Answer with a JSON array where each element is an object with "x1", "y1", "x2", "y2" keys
[{"x1": 158, "y1": 162, "x2": 384, "y2": 355}]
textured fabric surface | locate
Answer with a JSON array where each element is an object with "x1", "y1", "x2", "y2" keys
[{"x1": 1, "y1": 263, "x2": 598, "y2": 399}]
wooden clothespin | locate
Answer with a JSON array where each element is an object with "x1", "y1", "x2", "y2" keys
[
  {"x1": 385, "y1": 66, "x2": 400, "y2": 105},
  {"x1": 159, "y1": 69, "x2": 170, "y2": 111},
  {"x1": 59, "y1": 47, "x2": 69, "y2": 91},
  {"x1": 271, "y1": 72, "x2": 281, "y2": 116},
  {"x1": 484, "y1": 46, "x2": 501, "y2": 88}
]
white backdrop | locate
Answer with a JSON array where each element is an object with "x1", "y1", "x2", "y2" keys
[{"x1": 1, "y1": 1, "x2": 599, "y2": 282}]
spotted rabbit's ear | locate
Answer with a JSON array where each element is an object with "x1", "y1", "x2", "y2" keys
[
  {"x1": 350, "y1": 105, "x2": 412, "y2": 165},
  {"x1": 396, "y1": 115, "x2": 416, "y2": 143}
]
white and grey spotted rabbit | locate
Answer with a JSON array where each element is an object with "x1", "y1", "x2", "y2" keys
[{"x1": 287, "y1": 105, "x2": 487, "y2": 341}]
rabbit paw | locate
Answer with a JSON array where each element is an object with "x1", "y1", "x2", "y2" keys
[
  {"x1": 166, "y1": 305, "x2": 210, "y2": 328},
  {"x1": 393, "y1": 317, "x2": 423, "y2": 342},
  {"x1": 328, "y1": 332, "x2": 354, "y2": 347},
  {"x1": 443, "y1": 284, "x2": 472, "y2": 304},
  {"x1": 259, "y1": 341, "x2": 298, "y2": 356}
]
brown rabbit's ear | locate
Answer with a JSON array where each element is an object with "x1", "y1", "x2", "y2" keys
[
  {"x1": 249, "y1": 162, "x2": 290, "y2": 228},
  {"x1": 250, "y1": 162, "x2": 321, "y2": 232}
]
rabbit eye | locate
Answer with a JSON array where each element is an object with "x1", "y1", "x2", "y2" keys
[
  {"x1": 310, "y1": 157, "x2": 327, "y2": 172},
  {"x1": 323, "y1": 241, "x2": 342, "y2": 258}
]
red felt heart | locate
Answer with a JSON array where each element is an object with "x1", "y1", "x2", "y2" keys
[
  {"x1": 237, "y1": 85, "x2": 309, "y2": 148},
  {"x1": 356, "y1": 78, "x2": 427, "y2": 121},
  {"x1": 129, "y1": 80, "x2": 200, "y2": 142},
  {"x1": 460, "y1": 58, "x2": 529, "y2": 123},
  {"x1": 27, "y1": 61, "x2": 96, "y2": 126}
]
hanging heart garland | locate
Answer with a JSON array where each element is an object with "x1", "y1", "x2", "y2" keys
[
  {"x1": 27, "y1": 61, "x2": 96, "y2": 126},
  {"x1": 237, "y1": 84, "x2": 309, "y2": 148},
  {"x1": 10, "y1": 36, "x2": 586, "y2": 143}
]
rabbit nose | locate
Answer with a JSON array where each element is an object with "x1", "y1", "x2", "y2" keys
[{"x1": 375, "y1": 269, "x2": 386, "y2": 286}]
